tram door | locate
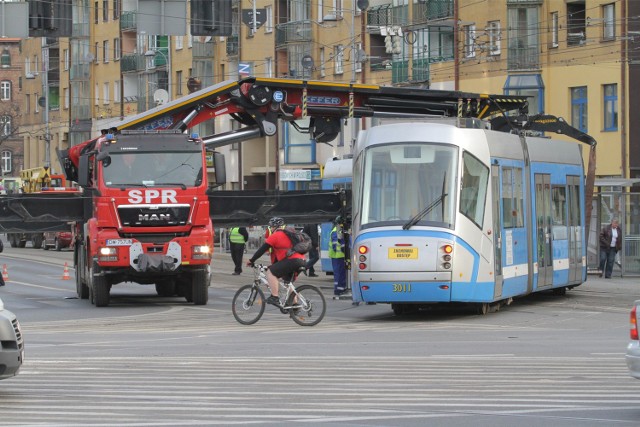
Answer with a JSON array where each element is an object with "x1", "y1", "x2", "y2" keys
[
  {"x1": 535, "y1": 174, "x2": 553, "y2": 287},
  {"x1": 491, "y1": 165, "x2": 504, "y2": 298},
  {"x1": 567, "y1": 175, "x2": 582, "y2": 282}
]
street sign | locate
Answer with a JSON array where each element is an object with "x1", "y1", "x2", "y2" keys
[
  {"x1": 280, "y1": 169, "x2": 312, "y2": 181},
  {"x1": 242, "y1": 9, "x2": 266, "y2": 29}
]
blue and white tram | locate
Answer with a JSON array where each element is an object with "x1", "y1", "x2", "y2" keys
[
  {"x1": 350, "y1": 119, "x2": 586, "y2": 313},
  {"x1": 320, "y1": 159, "x2": 352, "y2": 274}
]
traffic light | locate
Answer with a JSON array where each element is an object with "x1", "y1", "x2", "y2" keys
[
  {"x1": 191, "y1": 0, "x2": 233, "y2": 36},
  {"x1": 385, "y1": 35, "x2": 393, "y2": 54}
]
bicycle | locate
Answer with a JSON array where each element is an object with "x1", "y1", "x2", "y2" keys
[{"x1": 232, "y1": 264, "x2": 327, "y2": 326}]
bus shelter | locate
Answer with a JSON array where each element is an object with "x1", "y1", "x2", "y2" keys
[{"x1": 588, "y1": 178, "x2": 640, "y2": 277}]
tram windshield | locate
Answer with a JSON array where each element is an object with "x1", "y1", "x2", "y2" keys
[{"x1": 360, "y1": 143, "x2": 457, "y2": 229}]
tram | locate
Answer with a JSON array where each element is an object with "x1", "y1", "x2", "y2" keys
[
  {"x1": 350, "y1": 118, "x2": 586, "y2": 314},
  {"x1": 320, "y1": 158, "x2": 352, "y2": 274}
]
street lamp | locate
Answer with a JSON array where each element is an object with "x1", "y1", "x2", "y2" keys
[{"x1": 144, "y1": 47, "x2": 171, "y2": 103}]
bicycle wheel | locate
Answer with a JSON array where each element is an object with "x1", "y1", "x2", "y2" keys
[
  {"x1": 288, "y1": 284, "x2": 326, "y2": 326},
  {"x1": 232, "y1": 284, "x2": 266, "y2": 325}
]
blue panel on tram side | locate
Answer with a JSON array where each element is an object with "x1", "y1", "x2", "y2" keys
[
  {"x1": 359, "y1": 282, "x2": 452, "y2": 303},
  {"x1": 552, "y1": 238, "x2": 570, "y2": 285},
  {"x1": 450, "y1": 281, "x2": 495, "y2": 302},
  {"x1": 501, "y1": 275, "x2": 529, "y2": 299}
]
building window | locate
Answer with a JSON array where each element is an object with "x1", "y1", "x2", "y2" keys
[
  {"x1": 103, "y1": 0, "x2": 108, "y2": 21},
  {"x1": 571, "y1": 86, "x2": 588, "y2": 133},
  {"x1": 0, "y1": 81, "x2": 10, "y2": 100},
  {"x1": 567, "y1": 1, "x2": 586, "y2": 46},
  {"x1": 319, "y1": 48, "x2": 325, "y2": 77},
  {"x1": 1, "y1": 48, "x2": 10, "y2": 68},
  {"x1": 1, "y1": 151, "x2": 11, "y2": 174},
  {"x1": 264, "y1": 57, "x2": 272, "y2": 78},
  {"x1": 25, "y1": 94, "x2": 30, "y2": 113},
  {"x1": 603, "y1": 84, "x2": 617, "y2": 131},
  {"x1": 0, "y1": 115, "x2": 11, "y2": 136},
  {"x1": 95, "y1": 83, "x2": 99, "y2": 105},
  {"x1": 94, "y1": 1, "x2": 99, "y2": 24},
  {"x1": 551, "y1": 12, "x2": 558, "y2": 48},
  {"x1": 465, "y1": 25, "x2": 476, "y2": 58},
  {"x1": 175, "y1": 36, "x2": 183, "y2": 50},
  {"x1": 113, "y1": 0, "x2": 120, "y2": 19},
  {"x1": 334, "y1": 45, "x2": 344, "y2": 74},
  {"x1": 265, "y1": 5, "x2": 273, "y2": 33},
  {"x1": 35, "y1": 92, "x2": 39, "y2": 113},
  {"x1": 114, "y1": 81, "x2": 120, "y2": 102},
  {"x1": 103, "y1": 40, "x2": 109, "y2": 63},
  {"x1": 603, "y1": 4, "x2": 615, "y2": 40},
  {"x1": 176, "y1": 71, "x2": 183, "y2": 95},
  {"x1": 64, "y1": 49, "x2": 69, "y2": 70},
  {"x1": 114, "y1": 38, "x2": 120, "y2": 60},
  {"x1": 488, "y1": 21, "x2": 501, "y2": 55},
  {"x1": 64, "y1": 87, "x2": 69, "y2": 109},
  {"x1": 504, "y1": 74, "x2": 544, "y2": 115},
  {"x1": 355, "y1": 42, "x2": 362, "y2": 73},
  {"x1": 94, "y1": 42, "x2": 99, "y2": 63},
  {"x1": 507, "y1": 5, "x2": 539, "y2": 69},
  {"x1": 285, "y1": 119, "x2": 314, "y2": 164}
]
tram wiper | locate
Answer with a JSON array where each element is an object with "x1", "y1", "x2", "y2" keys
[{"x1": 403, "y1": 173, "x2": 448, "y2": 230}]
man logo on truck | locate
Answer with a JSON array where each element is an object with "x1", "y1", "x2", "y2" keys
[
  {"x1": 128, "y1": 189, "x2": 178, "y2": 204},
  {"x1": 138, "y1": 213, "x2": 171, "y2": 222}
]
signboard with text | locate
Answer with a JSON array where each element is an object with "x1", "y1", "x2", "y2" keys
[{"x1": 280, "y1": 169, "x2": 312, "y2": 181}]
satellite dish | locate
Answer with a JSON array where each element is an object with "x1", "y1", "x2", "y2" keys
[
  {"x1": 301, "y1": 55, "x2": 314, "y2": 70},
  {"x1": 153, "y1": 89, "x2": 169, "y2": 105}
]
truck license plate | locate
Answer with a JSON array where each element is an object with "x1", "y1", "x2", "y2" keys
[
  {"x1": 106, "y1": 239, "x2": 133, "y2": 246},
  {"x1": 388, "y1": 247, "x2": 418, "y2": 259}
]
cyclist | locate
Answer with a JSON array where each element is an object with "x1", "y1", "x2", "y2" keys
[{"x1": 247, "y1": 217, "x2": 306, "y2": 306}]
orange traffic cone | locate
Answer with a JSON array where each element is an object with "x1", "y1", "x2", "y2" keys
[
  {"x1": 2, "y1": 264, "x2": 8, "y2": 282},
  {"x1": 62, "y1": 262, "x2": 70, "y2": 280}
]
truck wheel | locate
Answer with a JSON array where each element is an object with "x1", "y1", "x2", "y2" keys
[
  {"x1": 155, "y1": 280, "x2": 176, "y2": 297},
  {"x1": 32, "y1": 235, "x2": 43, "y2": 249},
  {"x1": 55, "y1": 238, "x2": 62, "y2": 251},
  {"x1": 43, "y1": 242, "x2": 50, "y2": 250},
  {"x1": 18, "y1": 240, "x2": 26, "y2": 248},
  {"x1": 92, "y1": 262, "x2": 110, "y2": 307},
  {"x1": 75, "y1": 246, "x2": 89, "y2": 299},
  {"x1": 191, "y1": 270, "x2": 209, "y2": 305},
  {"x1": 8, "y1": 234, "x2": 18, "y2": 248}
]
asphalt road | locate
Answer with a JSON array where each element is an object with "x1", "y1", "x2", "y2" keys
[{"x1": 0, "y1": 242, "x2": 639, "y2": 426}]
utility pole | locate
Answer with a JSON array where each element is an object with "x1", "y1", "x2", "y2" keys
[{"x1": 42, "y1": 38, "x2": 50, "y2": 170}]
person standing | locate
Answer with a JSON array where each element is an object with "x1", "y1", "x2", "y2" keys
[
  {"x1": 229, "y1": 226, "x2": 249, "y2": 275},
  {"x1": 303, "y1": 224, "x2": 320, "y2": 277},
  {"x1": 329, "y1": 217, "x2": 347, "y2": 297},
  {"x1": 599, "y1": 218, "x2": 623, "y2": 279}
]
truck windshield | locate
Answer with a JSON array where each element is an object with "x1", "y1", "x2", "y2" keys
[{"x1": 102, "y1": 151, "x2": 203, "y2": 187}]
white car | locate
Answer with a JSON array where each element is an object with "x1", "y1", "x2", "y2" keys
[
  {"x1": 626, "y1": 300, "x2": 640, "y2": 379},
  {"x1": 0, "y1": 297, "x2": 23, "y2": 380}
]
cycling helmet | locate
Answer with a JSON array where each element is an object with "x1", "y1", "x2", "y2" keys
[{"x1": 268, "y1": 217, "x2": 284, "y2": 228}]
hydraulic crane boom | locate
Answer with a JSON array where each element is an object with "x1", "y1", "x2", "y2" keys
[{"x1": 1, "y1": 77, "x2": 537, "y2": 230}]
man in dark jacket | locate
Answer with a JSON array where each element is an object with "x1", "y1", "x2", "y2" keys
[
  {"x1": 599, "y1": 218, "x2": 622, "y2": 279},
  {"x1": 303, "y1": 224, "x2": 320, "y2": 276}
]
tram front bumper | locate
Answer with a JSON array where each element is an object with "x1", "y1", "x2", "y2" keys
[{"x1": 355, "y1": 272, "x2": 452, "y2": 303}]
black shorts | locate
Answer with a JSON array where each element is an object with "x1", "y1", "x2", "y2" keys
[{"x1": 268, "y1": 258, "x2": 306, "y2": 282}]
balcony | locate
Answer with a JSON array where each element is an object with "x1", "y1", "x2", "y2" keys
[
  {"x1": 508, "y1": 45, "x2": 540, "y2": 70},
  {"x1": 121, "y1": 11, "x2": 136, "y2": 31},
  {"x1": 121, "y1": 54, "x2": 145, "y2": 72},
  {"x1": 413, "y1": 0, "x2": 454, "y2": 22},
  {"x1": 192, "y1": 40, "x2": 214, "y2": 58},
  {"x1": 367, "y1": 4, "x2": 406, "y2": 27},
  {"x1": 275, "y1": 20, "x2": 312, "y2": 48}
]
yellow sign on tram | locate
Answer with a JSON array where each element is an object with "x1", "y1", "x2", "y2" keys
[{"x1": 388, "y1": 247, "x2": 418, "y2": 259}]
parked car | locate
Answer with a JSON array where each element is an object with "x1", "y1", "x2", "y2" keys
[
  {"x1": 626, "y1": 300, "x2": 640, "y2": 379},
  {"x1": 42, "y1": 231, "x2": 73, "y2": 251},
  {"x1": 0, "y1": 297, "x2": 23, "y2": 380}
]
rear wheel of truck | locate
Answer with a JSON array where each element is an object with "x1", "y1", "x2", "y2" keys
[
  {"x1": 55, "y1": 238, "x2": 63, "y2": 251},
  {"x1": 155, "y1": 280, "x2": 176, "y2": 297},
  {"x1": 92, "y1": 262, "x2": 110, "y2": 307},
  {"x1": 32, "y1": 235, "x2": 43, "y2": 249},
  {"x1": 191, "y1": 270, "x2": 209, "y2": 305},
  {"x1": 8, "y1": 234, "x2": 18, "y2": 248}
]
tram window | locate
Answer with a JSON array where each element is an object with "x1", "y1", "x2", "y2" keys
[
  {"x1": 460, "y1": 151, "x2": 488, "y2": 227},
  {"x1": 552, "y1": 186, "x2": 568, "y2": 239},
  {"x1": 502, "y1": 167, "x2": 524, "y2": 228}
]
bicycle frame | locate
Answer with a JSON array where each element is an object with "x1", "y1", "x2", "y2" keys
[{"x1": 253, "y1": 264, "x2": 299, "y2": 312}]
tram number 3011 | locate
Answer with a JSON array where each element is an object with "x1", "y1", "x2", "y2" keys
[{"x1": 392, "y1": 283, "x2": 412, "y2": 293}]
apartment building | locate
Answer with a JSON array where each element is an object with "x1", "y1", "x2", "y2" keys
[{"x1": 0, "y1": 38, "x2": 24, "y2": 177}]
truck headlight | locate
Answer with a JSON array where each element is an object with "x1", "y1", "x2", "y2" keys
[
  {"x1": 98, "y1": 246, "x2": 118, "y2": 262},
  {"x1": 192, "y1": 245, "x2": 212, "y2": 259}
]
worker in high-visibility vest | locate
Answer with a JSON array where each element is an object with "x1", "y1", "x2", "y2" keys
[
  {"x1": 329, "y1": 216, "x2": 347, "y2": 297},
  {"x1": 229, "y1": 226, "x2": 249, "y2": 275}
]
